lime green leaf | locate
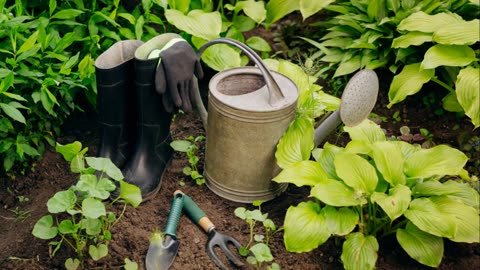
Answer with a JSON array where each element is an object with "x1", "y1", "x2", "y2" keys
[
  {"x1": 170, "y1": 140, "x2": 191, "y2": 152},
  {"x1": 392, "y1": 31, "x2": 432, "y2": 48},
  {"x1": 58, "y1": 220, "x2": 77, "y2": 234},
  {"x1": 311, "y1": 178, "x2": 366, "y2": 206},
  {"x1": 315, "y1": 143, "x2": 344, "y2": 179},
  {"x1": 119, "y1": 180, "x2": 142, "y2": 208},
  {"x1": 32, "y1": 215, "x2": 58, "y2": 240},
  {"x1": 387, "y1": 63, "x2": 435, "y2": 107},
  {"x1": 371, "y1": 185, "x2": 411, "y2": 221},
  {"x1": 246, "y1": 36, "x2": 271, "y2": 52},
  {"x1": 266, "y1": 0, "x2": 299, "y2": 25},
  {"x1": 421, "y1": 45, "x2": 476, "y2": 69},
  {"x1": 405, "y1": 145, "x2": 468, "y2": 178},
  {"x1": 442, "y1": 91, "x2": 464, "y2": 112},
  {"x1": 124, "y1": 258, "x2": 138, "y2": 270},
  {"x1": 250, "y1": 243, "x2": 273, "y2": 263},
  {"x1": 276, "y1": 117, "x2": 313, "y2": 169},
  {"x1": 334, "y1": 55, "x2": 361, "y2": 77},
  {"x1": 322, "y1": 206, "x2": 358, "y2": 236},
  {"x1": 200, "y1": 44, "x2": 241, "y2": 71},
  {"x1": 341, "y1": 232, "x2": 378, "y2": 270},
  {"x1": 273, "y1": 161, "x2": 329, "y2": 187},
  {"x1": 456, "y1": 66, "x2": 480, "y2": 128},
  {"x1": 81, "y1": 218, "x2": 102, "y2": 235},
  {"x1": 47, "y1": 190, "x2": 77, "y2": 213},
  {"x1": 76, "y1": 175, "x2": 114, "y2": 200},
  {"x1": 165, "y1": 9, "x2": 221, "y2": 40},
  {"x1": 334, "y1": 153, "x2": 378, "y2": 194},
  {"x1": 51, "y1": 9, "x2": 84, "y2": 20},
  {"x1": 86, "y1": 157, "x2": 123, "y2": 181},
  {"x1": 300, "y1": 0, "x2": 334, "y2": 20},
  {"x1": 89, "y1": 244, "x2": 108, "y2": 261},
  {"x1": 398, "y1": 11, "x2": 463, "y2": 33},
  {"x1": 344, "y1": 119, "x2": 385, "y2": 144},
  {"x1": 284, "y1": 201, "x2": 330, "y2": 252},
  {"x1": 370, "y1": 141, "x2": 406, "y2": 185},
  {"x1": 397, "y1": 222, "x2": 444, "y2": 267},
  {"x1": 433, "y1": 19, "x2": 480, "y2": 45},
  {"x1": 431, "y1": 196, "x2": 479, "y2": 243},
  {"x1": 82, "y1": 198, "x2": 106, "y2": 219},
  {"x1": 412, "y1": 180, "x2": 479, "y2": 209},
  {"x1": 0, "y1": 71, "x2": 14, "y2": 93},
  {"x1": 65, "y1": 258, "x2": 80, "y2": 270},
  {"x1": 17, "y1": 30, "x2": 39, "y2": 55},
  {"x1": 0, "y1": 103, "x2": 26, "y2": 124},
  {"x1": 404, "y1": 197, "x2": 456, "y2": 238},
  {"x1": 55, "y1": 141, "x2": 83, "y2": 162},
  {"x1": 235, "y1": 0, "x2": 266, "y2": 23}
]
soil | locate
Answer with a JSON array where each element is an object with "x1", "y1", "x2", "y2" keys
[{"x1": 0, "y1": 25, "x2": 479, "y2": 270}]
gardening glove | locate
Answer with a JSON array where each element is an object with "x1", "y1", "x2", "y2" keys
[{"x1": 154, "y1": 40, "x2": 204, "y2": 113}]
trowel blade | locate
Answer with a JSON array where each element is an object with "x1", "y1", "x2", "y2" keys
[{"x1": 146, "y1": 235, "x2": 180, "y2": 270}]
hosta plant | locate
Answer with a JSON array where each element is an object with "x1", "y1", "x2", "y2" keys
[
  {"x1": 32, "y1": 141, "x2": 142, "y2": 270},
  {"x1": 274, "y1": 119, "x2": 479, "y2": 270}
]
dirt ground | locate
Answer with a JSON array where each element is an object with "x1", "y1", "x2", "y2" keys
[{"x1": 0, "y1": 73, "x2": 479, "y2": 270}]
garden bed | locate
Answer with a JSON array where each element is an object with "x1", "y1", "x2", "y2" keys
[{"x1": 0, "y1": 86, "x2": 479, "y2": 269}]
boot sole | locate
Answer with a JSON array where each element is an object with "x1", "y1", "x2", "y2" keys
[{"x1": 141, "y1": 157, "x2": 173, "y2": 202}]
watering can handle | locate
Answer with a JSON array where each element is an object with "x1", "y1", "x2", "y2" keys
[{"x1": 196, "y1": 38, "x2": 285, "y2": 106}]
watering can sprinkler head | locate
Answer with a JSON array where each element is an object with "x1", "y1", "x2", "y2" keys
[{"x1": 313, "y1": 69, "x2": 379, "y2": 148}]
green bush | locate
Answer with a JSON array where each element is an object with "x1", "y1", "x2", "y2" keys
[{"x1": 0, "y1": 0, "x2": 166, "y2": 175}]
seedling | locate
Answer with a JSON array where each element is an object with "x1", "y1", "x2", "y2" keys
[
  {"x1": 32, "y1": 141, "x2": 142, "y2": 270},
  {"x1": 234, "y1": 200, "x2": 282, "y2": 270},
  {"x1": 170, "y1": 135, "x2": 205, "y2": 185}
]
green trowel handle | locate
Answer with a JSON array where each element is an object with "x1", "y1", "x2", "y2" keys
[
  {"x1": 163, "y1": 193, "x2": 184, "y2": 238},
  {"x1": 174, "y1": 190, "x2": 215, "y2": 234}
]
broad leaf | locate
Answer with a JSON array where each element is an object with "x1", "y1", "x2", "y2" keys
[
  {"x1": 275, "y1": 117, "x2": 313, "y2": 169},
  {"x1": 82, "y1": 198, "x2": 106, "y2": 219},
  {"x1": 165, "y1": 9, "x2": 221, "y2": 40},
  {"x1": 334, "y1": 153, "x2": 378, "y2": 195},
  {"x1": 412, "y1": 180, "x2": 479, "y2": 209},
  {"x1": 392, "y1": 31, "x2": 432, "y2": 48},
  {"x1": 341, "y1": 232, "x2": 378, "y2": 270},
  {"x1": 200, "y1": 44, "x2": 241, "y2": 71},
  {"x1": 404, "y1": 145, "x2": 468, "y2": 178},
  {"x1": 456, "y1": 66, "x2": 479, "y2": 128},
  {"x1": 388, "y1": 63, "x2": 435, "y2": 107},
  {"x1": 55, "y1": 141, "x2": 83, "y2": 162},
  {"x1": 371, "y1": 185, "x2": 411, "y2": 222},
  {"x1": 421, "y1": 45, "x2": 476, "y2": 69},
  {"x1": 273, "y1": 161, "x2": 328, "y2": 187},
  {"x1": 311, "y1": 178, "x2": 367, "y2": 206},
  {"x1": 397, "y1": 222, "x2": 444, "y2": 267},
  {"x1": 32, "y1": 215, "x2": 58, "y2": 240},
  {"x1": 300, "y1": 0, "x2": 335, "y2": 20},
  {"x1": 119, "y1": 180, "x2": 142, "y2": 208},
  {"x1": 322, "y1": 206, "x2": 358, "y2": 236},
  {"x1": 234, "y1": 0, "x2": 266, "y2": 24},
  {"x1": 246, "y1": 36, "x2": 271, "y2": 52},
  {"x1": 0, "y1": 103, "x2": 26, "y2": 124},
  {"x1": 442, "y1": 92, "x2": 464, "y2": 112},
  {"x1": 58, "y1": 220, "x2": 77, "y2": 234},
  {"x1": 76, "y1": 175, "x2": 115, "y2": 200},
  {"x1": 266, "y1": 0, "x2": 299, "y2": 25},
  {"x1": 86, "y1": 157, "x2": 123, "y2": 181},
  {"x1": 370, "y1": 141, "x2": 405, "y2": 185},
  {"x1": 315, "y1": 143, "x2": 344, "y2": 179},
  {"x1": 404, "y1": 197, "x2": 456, "y2": 238},
  {"x1": 47, "y1": 190, "x2": 77, "y2": 213},
  {"x1": 334, "y1": 55, "x2": 361, "y2": 77},
  {"x1": 283, "y1": 201, "x2": 330, "y2": 252},
  {"x1": 431, "y1": 196, "x2": 479, "y2": 243},
  {"x1": 344, "y1": 119, "x2": 385, "y2": 144},
  {"x1": 433, "y1": 19, "x2": 480, "y2": 45},
  {"x1": 89, "y1": 244, "x2": 108, "y2": 261},
  {"x1": 398, "y1": 11, "x2": 463, "y2": 33},
  {"x1": 170, "y1": 140, "x2": 191, "y2": 152},
  {"x1": 250, "y1": 243, "x2": 273, "y2": 263}
]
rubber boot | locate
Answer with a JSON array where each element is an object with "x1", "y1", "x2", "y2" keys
[
  {"x1": 119, "y1": 36, "x2": 179, "y2": 200},
  {"x1": 95, "y1": 40, "x2": 144, "y2": 168}
]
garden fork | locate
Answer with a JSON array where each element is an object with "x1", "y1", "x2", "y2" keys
[{"x1": 174, "y1": 190, "x2": 244, "y2": 270}]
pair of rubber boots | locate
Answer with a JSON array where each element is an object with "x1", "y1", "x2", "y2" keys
[{"x1": 95, "y1": 34, "x2": 182, "y2": 202}]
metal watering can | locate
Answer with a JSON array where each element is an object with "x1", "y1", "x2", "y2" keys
[{"x1": 193, "y1": 38, "x2": 379, "y2": 203}]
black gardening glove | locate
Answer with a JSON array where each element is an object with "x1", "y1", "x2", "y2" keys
[{"x1": 155, "y1": 41, "x2": 204, "y2": 113}]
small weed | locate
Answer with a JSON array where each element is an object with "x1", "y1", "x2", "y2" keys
[
  {"x1": 235, "y1": 200, "x2": 282, "y2": 270},
  {"x1": 9, "y1": 207, "x2": 31, "y2": 222},
  {"x1": 170, "y1": 135, "x2": 206, "y2": 185}
]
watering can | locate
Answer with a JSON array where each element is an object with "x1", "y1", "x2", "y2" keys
[{"x1": 193, "y1": 38, "x2": 379, "y2": 203}]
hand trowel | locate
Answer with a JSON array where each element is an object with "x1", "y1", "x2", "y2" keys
[{"x1": 146, "y1": 193, "x2": 184, "y2": 270}]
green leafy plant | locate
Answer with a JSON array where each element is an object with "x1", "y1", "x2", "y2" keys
[
  {"x1": 0, "y1": 0, "x2": 168, "y2": 176},
  {"x1": 32, "y1": 141, "x2": 142, "y2": 270},
  {"x1": 170, "y1": 135, "x2": 206, "y2": 185},
  {"x1": 274, "y1": 119, "x2": 479, "y2": 270},
  {"x1": 235, "y1": 200, "x2": 281, "y2": 270}
]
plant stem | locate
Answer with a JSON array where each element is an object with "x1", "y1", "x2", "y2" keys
[
  {"x1": 431, "y1": 77, "x2": 455, "y2": 93},
  {"x1": 112, "y1": 203, "x2": 127, "y2": 228}
]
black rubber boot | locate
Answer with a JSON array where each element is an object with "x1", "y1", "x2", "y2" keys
[
  {"x1": 119, "y1": 56, "x2": 174, "y2": 201},
  {"x1": 95, "y1": 40, "x2": 144, "y2": 168}
]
